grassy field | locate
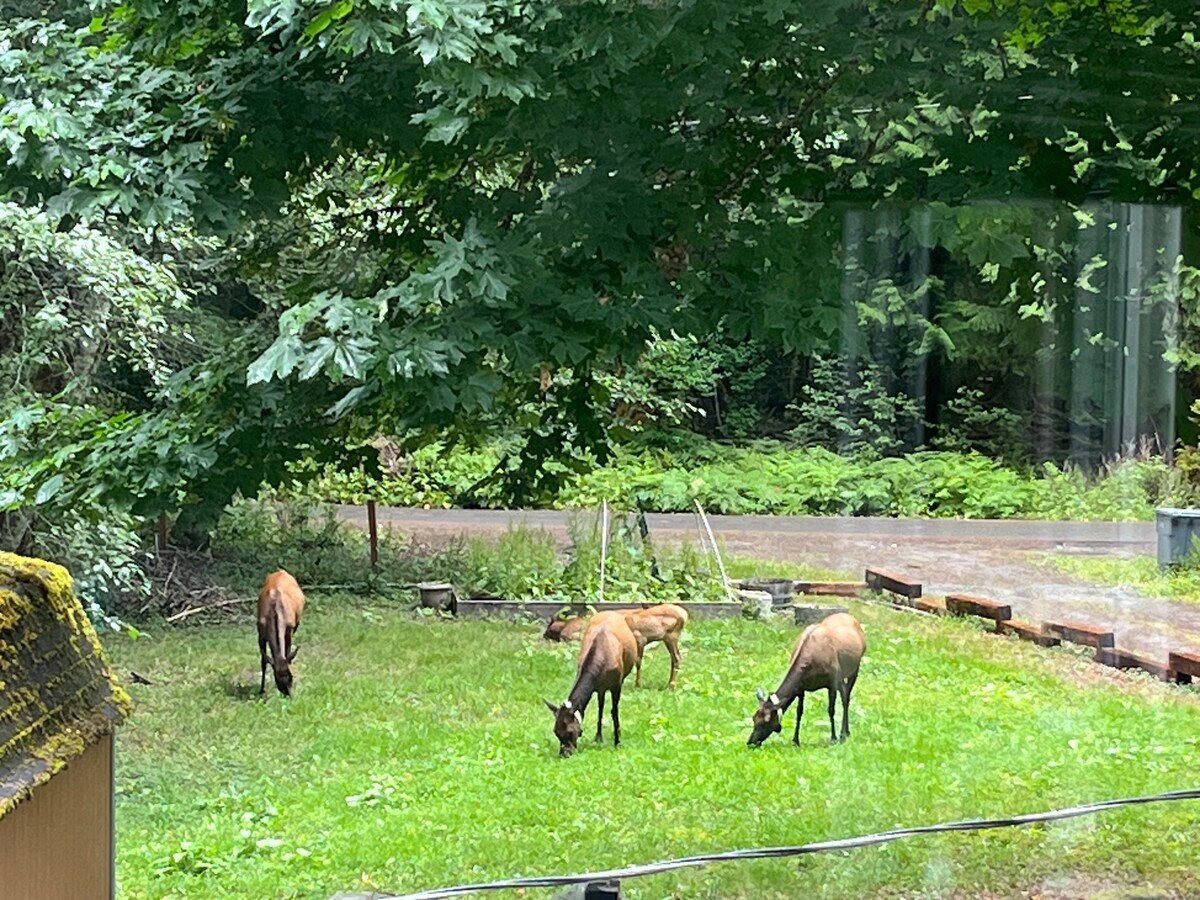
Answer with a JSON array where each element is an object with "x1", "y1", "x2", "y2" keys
[
  {"x1": 107, "y1": 597, "x2": 1200, "y2": 899},
  {"x1": 1043, "y1": 553, "x2": 1200, "y2": 605}
]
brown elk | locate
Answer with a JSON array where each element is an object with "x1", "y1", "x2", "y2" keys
[
  {"x1": 747, "y1": 612, "x2": 865, "y2": 747},
  {"x1": 543, "y1": 611, "x2": 638, "y2": 757},
  {"x1": 621, "y1": 603, "x2": 688, "y2": 688},
  {"x1": 543, "y1": 615, "x2": 586, "y2": 642},
  {"x1": 257, "y1": 569, "x2": 305, "y2": 697}
]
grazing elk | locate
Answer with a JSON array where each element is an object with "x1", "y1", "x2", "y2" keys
[
  {"x1": 622, "y1": 603, "x2": 689, "y2": 688},
  {"x1": 543, "y1": 611, "x2": 638, "y2": 757},
  {"x1": 543, "y1": 615, "x2": 586, "y2": 642},
  {"x1": 747, "y1": 612, "x2": 865, "y2": 747},
  {"x1": 257, "y1": 569, "x2": 305, "y2": 697}
]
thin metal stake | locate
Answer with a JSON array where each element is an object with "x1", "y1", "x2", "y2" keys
[
  {"x1": 694, "y1": 499, "x2": 734, "y2": 601},
  {"x1": 598, "y1": 500, "x2": 609, "y2": 603},
  {"x1": 367, "y1": 499, "x2": 379, "y2": 570}
]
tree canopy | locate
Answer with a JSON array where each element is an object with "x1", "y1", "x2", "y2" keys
[{"x1": 2, "y1": 1, "x2": 1199, "y2": 575}]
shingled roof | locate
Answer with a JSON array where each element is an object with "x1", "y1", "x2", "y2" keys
[{"x1": 0, "y1": 551, "x2": 132, "y2": 819}]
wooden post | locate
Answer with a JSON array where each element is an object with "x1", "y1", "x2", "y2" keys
[
  {"x1": 367, "y1": 499, "x2": 379, "y2": 569},
  {"x1": 156, "y1": 512, "x2": 168, "y2": 554}
]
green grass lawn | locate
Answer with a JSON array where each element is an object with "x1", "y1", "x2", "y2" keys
[
  {"x1": 1043, "y1": 553, "x2": 1200, "y2": 604},
  {"x1": 107, "y1": 598, "x2": 1200, "y2": 899}
]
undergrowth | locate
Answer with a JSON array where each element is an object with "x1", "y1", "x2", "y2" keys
[
  {"x1": 291, "y1": 441, "x2": 1197, "y2": 521},
  {"x1": 145, "y1": 498, "x2": 835, "y2": 616}
]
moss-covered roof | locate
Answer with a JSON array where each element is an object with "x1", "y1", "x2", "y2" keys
[{"x1": 0, "y1": 551, "x2": 132, "y2": 819}]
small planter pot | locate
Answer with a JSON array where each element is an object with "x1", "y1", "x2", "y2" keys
[{"x1": 417, "y1": 581, "x2": 457, "y2": 611}]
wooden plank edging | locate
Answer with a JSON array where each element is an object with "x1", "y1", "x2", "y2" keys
[
  {"x1": 864, "y1": 567, "x2": 922, "y2": 599},
  {"x1": 1043, "y1": 620, "x2": 1115, "y2": 649},
  {"x1": 946, "y1": 593, "x2": 1012, "y2": 622},
  {"x1": 455, "y1": 598, "x2": 744, "y2": 620}
]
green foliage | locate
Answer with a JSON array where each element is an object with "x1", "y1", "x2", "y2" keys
[
  {"x1": 559, "y1": 511, "x2": 730, "y2": 605},
  {"x1": 107, "y1": 600, "x2": 1200, "y2": 898},
  {"x1": 4, "y1": 0, "x2": 1193, "y2": 486},
  {"x1": 197, "y1": 498, "x2": 735, "y2": 607},
  {"x1": 930, "y1": 386, "x2": 1030, "y2": 462},
  {"x1": 0, "y1": 0, "x2": 1197, "y2": 595},
  {"x1": 297, "y1": 439, "x2": 1194, "y2": 522},
  {"x1": 460, "y1": 524, "x2": 564, "y2": 601},
  {"x1": 1044, "y1": 552, "x2": 1200, "y2": 605},
  {"x1": 208, "y1": 495, "x2": 465, "y2": 596},
  {"x1": 1026, "y1": 456, "x2": 1198, "y2": 522},
  {"x1": 288, "y1": 440, "x2": 512, "y2": 509},
  {"x1": 596, "y1": 329, "x2": 720, "y2": 433},
  {"x1": 788, "y1": 354, "x2": 924, "y2": 457},
  {"x1": 0, "y1": 202, "x2": 189, "y2": 401}
]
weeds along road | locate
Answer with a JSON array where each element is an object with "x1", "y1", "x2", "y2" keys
[{"x1": 334, "y1": 506, "x2": 1200, "y2": 663}]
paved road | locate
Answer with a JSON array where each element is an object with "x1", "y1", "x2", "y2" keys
[{"x1": 335, "y1": 506, "x2": 1200, "y2": 663}]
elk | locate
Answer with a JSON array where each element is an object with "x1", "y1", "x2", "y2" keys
[
  {"x1": 621, "y1": 603, "x2": 688, "y2": 688},
  {"x1": 257, "y1": 569, "x2": 305, "y2": 697},
  {"x1": 747, "y1": 612, "x2": 865, "y2": 747},
  {"x1": 543, "y1": 611, "x2": 638, "y2": 757},
  {"x1": 543, "y1": 615, "x2": 586, "y2": 642}
]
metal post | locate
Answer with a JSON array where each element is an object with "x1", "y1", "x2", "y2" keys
[
  {"x1": 694, "y1": 499, "x2": 735, "y2": 601},
  {"x1": 598, "y1": 500, "x2": 609, "y2": 603},
  {"x1": 367, "y1": 499, "x2": 379, "y2": 570}
]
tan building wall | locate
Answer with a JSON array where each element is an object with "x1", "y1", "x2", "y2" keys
[{"x1": 0, "y1": 733, "x2": 114, "y2": 900}]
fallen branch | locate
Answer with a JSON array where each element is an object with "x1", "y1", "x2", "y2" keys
[{"x1": 166, "y1": 596, "x2": 254, "y2": 622}]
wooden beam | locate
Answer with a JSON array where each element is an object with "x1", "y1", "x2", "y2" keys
[
  {"x1": 1168, "y1": 650, "x2": 1200, "y2": 684},
  {"x1": 864, "y1": 567, "x2": 922, "y2": 599},
  {"x1": 996, "y1": 619, "x2": 1061, "y2": 647},
  {"x1": 946, "y1": 593, "x2": 1012, "y2": 623},
  {"x1": 1096, "y1": 647, "x2": 1170, "y2": 681},
  {"x1": 794, "y1": 581, "x2": 868, "y2": 597},
  {"x1": 1044, "y1": 620, "x2": 1115, "y2": 650}
]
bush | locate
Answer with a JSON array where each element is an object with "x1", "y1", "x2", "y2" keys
[
  {"x1": 209, "y1": 495, "x2": 466, "y2": 596},
  {"x1": 292, "y1": 438, "x2": 1199, "y2": 522}
]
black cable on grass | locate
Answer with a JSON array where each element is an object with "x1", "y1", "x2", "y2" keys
[{"x1": 386, "y1": 788, "x2": 1200, "y2": 899}]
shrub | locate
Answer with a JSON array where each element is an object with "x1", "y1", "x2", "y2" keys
[{"x1": 293, "y1": 438, "x2": 1198, "y2": 522}]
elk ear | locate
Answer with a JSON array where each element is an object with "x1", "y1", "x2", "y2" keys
[
  {"x1": 755, "y1": 687, "x2": 766, "y2": 703},
  {"x1": 287, "y1": 646, "x2": 299, "y2": 662},
  {"x1": 543, "y1": 698, "x2": 560, "y2": 715},
  {"x1": 573, "y1": 709, "x2": 583, "y2": 723}
]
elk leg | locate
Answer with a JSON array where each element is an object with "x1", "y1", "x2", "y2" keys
[
  {"x1": 595, "y1": 691, "x2": 606, "y2": 742},
  {"x1": 611, "y1": 685, "x2": 622, "y2": 747},
  {"x1": 665, "y1": 635, "x2": 680, "y2": 689},
  {"x1": 258, "y1": 632, "x2": 269, "y2": 694},
  {"x1": 792, "y1": 692, "x2": 804, "y2": 745},
  {"x1": 840, "y1": 672, "x2": 858, "y2": 741},
  {"x1": 826, "y1": 687, "x2": 837, "y2": 742},
  {"x1": 634, "y1": 651, "x2": 643, "y2": 687}
]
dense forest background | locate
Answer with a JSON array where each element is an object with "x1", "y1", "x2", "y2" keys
[{"x1": 4, "y1": 1, "x2": 1200, "y2": 613}]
